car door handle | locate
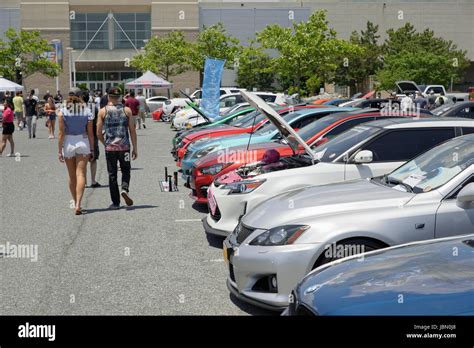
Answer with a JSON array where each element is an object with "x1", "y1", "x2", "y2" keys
[{"x1": 415, "y1": 223, "x2": 425, "y2": 229}]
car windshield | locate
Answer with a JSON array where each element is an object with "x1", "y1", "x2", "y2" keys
[
  {"x1": 229, "y1": 111, "x2": 264, "y2": 127},
  {"x1": 311, "y1": 125, "x2": 380, "y2": 162},
  {"x1": 254, "y1": 110, "x2": 306, "y2": 136},
  {"x1": 297, "y1": 114, "x2": 347, "y2": 142},
  {"x1": 432, "y1": 104, "x2": 454, "y2": 116},
  {"x1": 387, "y1": 137, "x2": 474, "y2": 193}
]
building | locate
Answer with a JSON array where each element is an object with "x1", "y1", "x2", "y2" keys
[{"x1": 1, "y1": 0, "x2": 473, "y2": 95}]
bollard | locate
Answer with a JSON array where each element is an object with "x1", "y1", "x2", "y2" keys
[
  {"x1": 164, "y1": 167, "x2": 168, "y2": 181},
  {"x1": 168, "y1": 175, "x2": 173, "y2": 192},
  {"x1": 174, "y1": 172, "x2": 178, "y2": 188}
]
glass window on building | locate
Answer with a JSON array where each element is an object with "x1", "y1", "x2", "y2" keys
[
  {"x1": 114, "y1": 13, "x2": 151, "y2": 49},
  {"x1": 70, "y1": 13, "x2": 109, "y2": 49}
]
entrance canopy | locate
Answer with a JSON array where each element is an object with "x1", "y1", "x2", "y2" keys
[
  {"x1": 125, "y1": 71, "x2": 172, "y2": 89},
  {"x1": 0, "y1": 76, "x2": 24, "y2": 92}
]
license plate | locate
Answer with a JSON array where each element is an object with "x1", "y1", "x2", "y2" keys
[{"x1": 208, "y1": 187, "x2": 217, "y2": 215}]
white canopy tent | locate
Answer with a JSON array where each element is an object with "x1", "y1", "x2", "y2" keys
[
  {"x1": 0, "y1": 76, "x2": 24, "y2": 92},
  {"x1": 125, "y1": 71, "x2": 172, "y2": 98}
]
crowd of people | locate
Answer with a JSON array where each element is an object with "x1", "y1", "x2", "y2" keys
[
  {"x1": 1, "y1": 86, "x2": 145, "y2": 215},
  {"x1": 395, "y1": 90, "x2": 452, "y2": 112}
]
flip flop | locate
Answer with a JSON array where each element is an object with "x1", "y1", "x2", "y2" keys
[{"x1": 75, "y1": 208, "x2": 87, "y2": 215}]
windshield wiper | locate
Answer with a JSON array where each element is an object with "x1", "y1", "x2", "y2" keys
[{"x1": 384, "y1": 175, "x2": 413, "y2": 193}]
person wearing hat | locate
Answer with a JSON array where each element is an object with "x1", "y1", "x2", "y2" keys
[
  {"x1": 96, "y1": 87, "x2": 137, "y2": 209},
  {"x1": 57, "y1": 87, "x2": 95, "y2": 215}
]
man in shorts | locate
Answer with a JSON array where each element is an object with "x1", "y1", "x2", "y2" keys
[
  {"x1": 13, "y1": 91, "x2": 24, "y2": 130},
  {"x1": 125, "y1": 91, "x2": 140, "y2": 129},
  {"x1": 136, "y1": 90, "x2": 147, "y2": 129}
]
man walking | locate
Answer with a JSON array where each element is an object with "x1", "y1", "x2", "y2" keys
[
  {"x1": 125, "y1": 91, "x2": 140, "y2": 129},
  {"x1": 136, "y1": 90, "x2": 147, "y2": 129},
  {"x1": 13, "y1": 91, "x2": 24, "y2": 130},
  {"x1": 24, "y1": 90, "x2": 39, "y2": 138},
  {"x1": 96, "y1": 87, "x2": 138, "y2": 209}
]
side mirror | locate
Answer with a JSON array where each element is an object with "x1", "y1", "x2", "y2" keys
[
  {"x1": 353, "y1": 150, "x2": 373, "y2": 164},
  {"x1": 456, "y1": 183, "x2": 474, "y2": 208}
]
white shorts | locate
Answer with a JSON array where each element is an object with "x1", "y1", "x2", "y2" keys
[{"x1": 63, "y1": 135, "x2": 90, "y2": 159}]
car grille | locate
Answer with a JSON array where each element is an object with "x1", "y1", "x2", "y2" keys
[
  {"x1": 236, "y1": 223, "x2": 255, "y2": 244},
  {"x1": 209, "y1": 205, "x2": 221, "y2": 222},
  {"x1": 229, "y1": 263, "x2": 236, "y2": 282}
]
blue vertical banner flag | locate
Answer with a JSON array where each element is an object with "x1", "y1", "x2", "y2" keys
[{"x1": 201, "y1": 58, "x2": 225, "y2": 119}]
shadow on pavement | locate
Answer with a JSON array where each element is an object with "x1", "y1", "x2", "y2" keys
[
  {"x1": 206, "y1": 233, "x2": 225, "y2": 249},
  {"x1": 192, "y1": 201, "x2": 208, "y2": 213},
  {"x1": 229, "y1": 293, "x2": 280, "y2": 316},
  {"x1": 86, "y1": 205, "x2": 158, "y2": 214}
]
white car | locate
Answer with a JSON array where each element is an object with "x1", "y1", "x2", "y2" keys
[
  {"x1": 145, "y1": 95, "x2": 170, "y2": 113},
  {"x1": 163, "y1": 88, "x2": 244, "y2": 115},
  {"x1": 203, "y1": 92, "x2": 474, "y2": 237},
  {"x1": 172, "y1": 92, "x2": 286, "y2": 130}
]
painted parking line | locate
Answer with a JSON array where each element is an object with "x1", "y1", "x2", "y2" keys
[{"x1": 175, "y1": 219, "x2": 202, "y2": 222}]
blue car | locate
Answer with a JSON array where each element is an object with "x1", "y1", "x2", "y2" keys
[
  {"x1": 180, "y1": 107, "x2": 355, "y2": 180},
  {"x1": 286, "y1": 234, "x2": 474, "y2": 316}
]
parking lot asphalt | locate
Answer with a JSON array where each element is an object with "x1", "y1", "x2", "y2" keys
[{"x1": 0, "y1": 119, "x2": 274, "y2": 315}]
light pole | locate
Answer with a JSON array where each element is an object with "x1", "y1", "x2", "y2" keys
[{"x1": 66, "y1": 47, "x2": 75, "y2": 89}]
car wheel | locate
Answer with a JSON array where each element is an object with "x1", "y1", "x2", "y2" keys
[
  {"x1": 313, "y1": 238, "x2": 386, "y2": 268},
  {"x1": 161, "y1": 114, "x2": 171, "y2": 122}
]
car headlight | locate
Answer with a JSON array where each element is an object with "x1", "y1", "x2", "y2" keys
[
  {"x1": 249, "y1": 225, "x2": 310, "y2": 246},
  {"x1": 223, "y1": 179, "x2": 266, "y2": 194},
  {"x1": 200, "y1": 163, "x2": 232, "y2": 175},
  {"x1": 196, "y1": 146, "x2": 218, "y2": 159}
]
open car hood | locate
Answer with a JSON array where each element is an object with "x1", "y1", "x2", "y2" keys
[
  {"x1": 241, "y1": 90, "x2": 317, "y2": 161},
  {"x1": 185, "y1": 100, "x2": 213, "y2": 122},
  {"x1": 396, "y1": 80, "x2": 421, "y2": 94}
]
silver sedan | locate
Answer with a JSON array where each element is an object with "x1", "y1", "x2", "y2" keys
[{"x1": 224, "y1": 134, "x2": 474, "y2": 310}]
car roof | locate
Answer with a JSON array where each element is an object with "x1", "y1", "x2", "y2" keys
[
  {"x1": 366, "y1": 117, "x2": 474, "y2": 129},
  {"x1": 288, "y1": 107, "x2": 353, "y2": 115}
]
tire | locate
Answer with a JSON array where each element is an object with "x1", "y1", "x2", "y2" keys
[{"x1": 314, "y1": 238, "x2": 386, "y2": 268}]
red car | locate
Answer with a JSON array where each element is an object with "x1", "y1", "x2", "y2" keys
[
  {"x1": 189, "y1": 109, "x2": 425, "y2": 203},
  {"x1": 174, "y1": 105, "x2": 332, "y2": 166}
]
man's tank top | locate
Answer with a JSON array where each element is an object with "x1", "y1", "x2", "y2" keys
[{"x1": 104, "y1": 104, "x2": 130, "y2": 152}]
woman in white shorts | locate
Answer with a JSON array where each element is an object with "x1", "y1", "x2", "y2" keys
[{"x1": 57, "y1": 88, "x2": 95, "y2": 215}]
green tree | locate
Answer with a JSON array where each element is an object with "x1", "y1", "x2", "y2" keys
[
  {"x1": 130, "y1": 31, "x2": 191, "y2": 81},
  {"x1": 189, "y1": 23, "x2": 240, "y2": 73},
  {"x1": 235, "y1": 42, "x2": 274, "y2": 90},
  {"x1": 257, "y1": 10, "x2": 359, "y2": 96},
  {"x1": 0, "y1": 28, "x2": 61, "y2": 84},
  {"x1": 334, "y1": 21, "x2": 383, "y2": 93},
  {"x1": 376, "y1": 23, "x2": 469, "y2": 90}
]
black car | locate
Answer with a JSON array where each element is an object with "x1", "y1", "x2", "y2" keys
[{"x1": 435, "y1": 101, "x2": 474, "y2": 119}]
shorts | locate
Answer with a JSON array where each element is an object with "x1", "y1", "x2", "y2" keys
[
  {"x1": 2, "y1": 122, "x2": 15, "y2": 135},
  {"x1": 63, "y1": 134, "x2": 90, "y2": 159},
  {"x1": 49, "y1": 113, "x2": 57, "y2": 121},
  {"x1": 15, "y1": 112, "x2": 23, "y2": 120}
]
